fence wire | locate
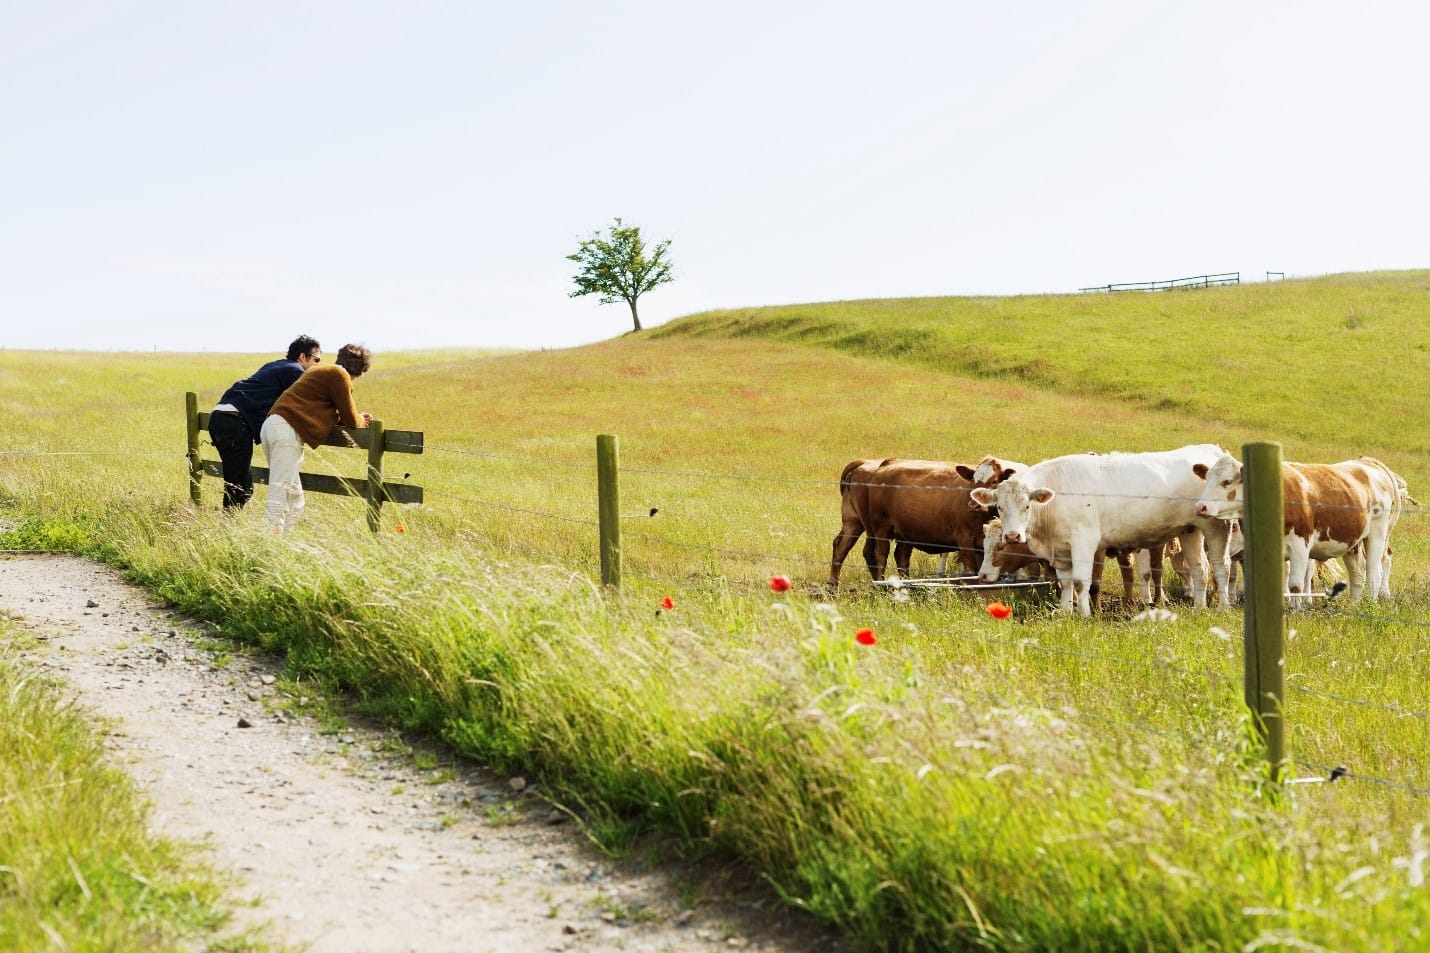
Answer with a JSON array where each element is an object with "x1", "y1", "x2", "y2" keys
[{"x1": 4, "y1": 440, "x2": 1428, "y2": 797}]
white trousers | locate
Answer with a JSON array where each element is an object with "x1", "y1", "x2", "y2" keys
[{"x1": 260, "y1": 415, "x2": 305, "y2": 534}]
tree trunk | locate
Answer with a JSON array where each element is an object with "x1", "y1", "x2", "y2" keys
[{"x1": 628, "y1": 298, "x2": 642, "y2": 332}]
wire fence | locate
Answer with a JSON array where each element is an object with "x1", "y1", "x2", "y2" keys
[{"x1": 2, "y1": 438, "x2": 1427, "y2": 796}]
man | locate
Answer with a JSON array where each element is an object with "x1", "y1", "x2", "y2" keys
[
  {"x1": 261, "y1": 343, "x2": 373, "y2": 535},
  {"x1": 208, "y1": 335, "x2": 321, "y2": 510}
]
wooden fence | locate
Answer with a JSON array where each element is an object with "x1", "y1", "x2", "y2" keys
[{"x1": 184, "y1": 392, "x2": 424, "y2": 532}]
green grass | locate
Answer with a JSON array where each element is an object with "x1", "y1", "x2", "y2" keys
[
  {"x1": 1, "y1": 270, "x2": 1427, "y2": 951},
  {"x1": 0, "y1": 624, "x2": 268, "y2": 952}
]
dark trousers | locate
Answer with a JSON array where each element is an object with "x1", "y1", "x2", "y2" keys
[{"x1": 208, "y1": 413, "x2": 255, "y2": 509}]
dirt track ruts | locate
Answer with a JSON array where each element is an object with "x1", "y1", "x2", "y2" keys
[{"x1": 0, "y1": 553, "x2": 840, "y2": 953}]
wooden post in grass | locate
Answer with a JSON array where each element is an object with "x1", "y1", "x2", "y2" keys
[
  {"x1": 365, "y1": 418, "x2": 386, "y2": 533},
  {"x1": 597, "y1": 434, "x2": 621, "y2": 589},
  {"x1": 185, "y1": 391, "x2": 202, "y2": 504},
  {"x1": 1242, "y1": 441, "x2": 1286, "y2": 783}
]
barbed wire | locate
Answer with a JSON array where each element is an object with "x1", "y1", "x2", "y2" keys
[
  {"x1": 420, "y1": 487, "x2": 599, "y2": 528},
  {"x1": 3, "y1": 444, "x2": 1427, "y2": 519},
  {"x1": 428, "y1": 446, "x2": 595, "y2": 470},
  {"x1": 1287, "y1": 683, "x2": 1430, "y2": 720},
  {"x1": 1293, "y1": 760, "x2": 1430, "y2": 797},
  {"x1": 0, "y1": 450, "x2": 180, "y2": 457}
]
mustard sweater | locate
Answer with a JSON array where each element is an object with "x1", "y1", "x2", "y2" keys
[{"x1": 269, "y1": 364, "x2": 365, "y2": 448}]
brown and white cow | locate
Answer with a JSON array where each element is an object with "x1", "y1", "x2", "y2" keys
[
  {"x1": 828, "y1": 457, "x2": 1020, "y2": 588},
  {"x1": 1192, "y1": 454, "x2": 1403, "y2": 606}
]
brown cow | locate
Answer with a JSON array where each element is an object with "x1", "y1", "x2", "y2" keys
[
  {"x1": 829, "y1": 457, "x2": 1017, "y2": 589},
  {"x1": 1193, "y1": 453, "x2": 1403, "y2": 605}
]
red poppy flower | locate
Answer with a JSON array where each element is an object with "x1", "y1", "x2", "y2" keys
[
  {"x1": 770, "y1": 575, "x2": 792, "y2": 593},
  {"x1": 660, "y1": 596, "x2": 676, "y2": 611},
  {"x1": 394, "y1": 524, "x2": 406, "y2": 534},
  {"x1": 855, "y1": 628, "x2": 877, "y2": 645},
  {"x1": 986, "y1": 602, "x2": 1012, "y2": 619}
]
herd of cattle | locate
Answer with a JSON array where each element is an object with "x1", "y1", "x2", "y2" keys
[{"x1": 829, "y1": 444, "x2": 1415, "y2": 615}]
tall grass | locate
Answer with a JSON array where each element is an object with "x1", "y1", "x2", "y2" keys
[{"x1": 1, "y1": 271, "x2": 1427, "y2": 950}]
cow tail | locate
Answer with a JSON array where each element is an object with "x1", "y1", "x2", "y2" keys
[{"x1": 839, "y1": 459, "x2": 865, "y2": 495}]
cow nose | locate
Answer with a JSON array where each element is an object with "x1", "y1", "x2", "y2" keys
[
  {"x1": 1004, "y1": 532, "x2": 1022, "y2": 544},
  {"x1": 1195, "y1": 504, "x2": 1209, "y2": 517}
]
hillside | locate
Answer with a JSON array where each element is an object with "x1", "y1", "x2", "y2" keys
[{"x1": 649, "y1": 269, "x2": 1430, "y2": 478}]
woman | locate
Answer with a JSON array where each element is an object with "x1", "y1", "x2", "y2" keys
[{"x1": 261, "y1": 343, "x2": 373, "y2": 534}]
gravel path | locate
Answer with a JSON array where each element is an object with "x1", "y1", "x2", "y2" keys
[{"x1": 0, "y1": 554, "x2": 838, "y2": 953}]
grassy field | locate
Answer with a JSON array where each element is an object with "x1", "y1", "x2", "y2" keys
[{"x1": 1, "y1": 270, "x2": 1427, "y2": 951}]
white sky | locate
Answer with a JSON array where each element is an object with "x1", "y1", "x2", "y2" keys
[{"x1": 3, "y1": 1, "x2": 1427, "y2": 353}]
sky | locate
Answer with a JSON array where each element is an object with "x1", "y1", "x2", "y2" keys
[{"x1": 4, "y1": 1, "x2": 1428, "y2": 354}]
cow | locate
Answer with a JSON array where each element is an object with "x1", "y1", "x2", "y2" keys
[
  {"x1": 1191, "y1": 453, "x2": 1403, "y2": 606},
  {"x1": 828, "y1": 456, "x2": 1020, "y2": 589},
  {"x1": 970, "y1": 444, "x2": 1233, "y2": 616}
]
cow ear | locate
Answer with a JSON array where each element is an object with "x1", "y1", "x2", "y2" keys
[
  {"x1": 1029, "y1": 487, "x2": 1056, "y2": 504},
  {"x1": 1192, "y1": 463, "x2": 1209, "y2": 480},
  {"x1": 970, "y1": 487, "x2": 997, "y2": 508},
  {"x1": 955, "y1": 465, "x2": 975, "y2": 480}
]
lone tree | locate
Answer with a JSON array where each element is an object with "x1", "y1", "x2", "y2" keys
[{"x1": 567, "y1": 217, "x2": 673, "y2": 332}]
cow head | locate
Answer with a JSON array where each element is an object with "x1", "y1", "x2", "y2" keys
[
  {"x1": 977, "y1": 518, "x2": 1042, "y2": 582},
  {"x1": 971, "y1": 479, "x2": 1054, "y2": 545},
  {"x1": 960, "y1": 456, "x2": 1024, "y2": 510},
  {"x1": 1192, "y1": 454, "x2": 1244, "y2": 519}
]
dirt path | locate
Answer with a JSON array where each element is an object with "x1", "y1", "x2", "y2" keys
[{"x1": 0, "y1": 554, "x2": 839, "y2": 953}]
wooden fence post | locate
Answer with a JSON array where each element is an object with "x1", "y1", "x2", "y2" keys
[
  {"x1": 365, "y1": 418, "x2": 386, "y2": 533},
  {"x1": 1242, "y1": 441, "x2": 1286, "y2": 783},
  {"x1": 185, "y1": 391, "x2": 202, "y2": 504},
  {"x1": 597, "y1": 434, "x2": 621, "y2": 589}
]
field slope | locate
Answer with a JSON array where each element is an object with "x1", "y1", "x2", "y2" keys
[{"x1": 1, "y1": 269, "x2": 1427, "y2": 952}]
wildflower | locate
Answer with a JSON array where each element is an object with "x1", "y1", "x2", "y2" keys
[
  {"x1": 855, "y1": 628, "x2": 877, "y2": 646},
  {"x1": 769, "y1": 575, "x2": 792, "y2": 593},
  {"x1": 660, "y1": 596, "x2": 676, "y2": 611},
  {"x1": 394, "y1": 524, "x2": 406, "y2": 534},
  {"x1": 986, "y1": 602, "x2": 1013, "y2": 619}
]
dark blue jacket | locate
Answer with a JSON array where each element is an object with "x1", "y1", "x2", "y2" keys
[{"x1": 217, "y1": 359, "x2": 304, "y2": 443}]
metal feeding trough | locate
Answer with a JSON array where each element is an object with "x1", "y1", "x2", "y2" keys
[{"x1": 871, "y1": 575, "x2": 1054, "y2": 591}]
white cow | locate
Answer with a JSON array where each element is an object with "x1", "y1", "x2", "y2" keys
[
  {"x1": 1192, "y1": 453, "x2": 1402, "y2": 606},
  {"x1": 970, "y1": 444, "x2": 1233, "y2": 616}
]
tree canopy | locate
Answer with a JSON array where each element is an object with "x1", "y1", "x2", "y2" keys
[{"x1": 567, "y1": 218, "x2": 673, "y2": 332}]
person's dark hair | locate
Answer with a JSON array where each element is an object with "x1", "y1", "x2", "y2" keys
[
  {"x1": 335, "y1": 343, "x2": 372, "y2": 378},
  {"x1": 286, "y1": 334, "x2": 321, "y2": 362}
]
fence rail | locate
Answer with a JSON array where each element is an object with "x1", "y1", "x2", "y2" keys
[
  {"x1": 1080, "y1": 272, "x2": 1241, "y2": 293},
  {"x1": 185, "y1": 394, "x2": 425, "y2": 531}
]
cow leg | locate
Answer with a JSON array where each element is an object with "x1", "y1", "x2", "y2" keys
[
  {"x1": 862, "y1": 535, "x2": 885, "y2": 581},
  {"x1": 1088, "y1": 551, "x2": 1106, "y2": 611},
  {"x1": 829, "y1": 523, "x2": 864, "y2": 589},
  {"x1": 893, "y1": 541, "x2": 913, "y2": 580},
  {"x1": 934, "y1": 553, "x2": 948, "y2": 578},
  {"x1": 1342, "y1": 546, "x2": 1367, "y2": 602},
  {"x1": 958, "y1": 539, "x2": 981, "y2": 576},
  {"x1": 1362, "y1": 528, "x2": 1390, "y2": 602},
  {"x1": 1070, "y1": 543, "x2": 1099, "y2": 617},
  {"x1": 1200, "y1": 520, "x2": 1232, "y2": 609},
  {"x1": 1148, "y1": 544, "x2": 1166, "y2": 605},
  {"x1": 1114, "y1": 549, "x2": 1136, "y2": 610},
  {"x1": 1285, "y1": 536, "x2": 1313, "y2": 610},
  {"x1": 1178, "y1": 527, "x2": 1210, "y2": 608}
]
